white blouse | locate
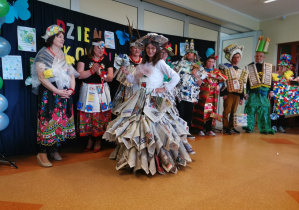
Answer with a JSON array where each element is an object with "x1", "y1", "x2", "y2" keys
[{"x1": 126, "y1": 59, "x2": 180, "y2": 92}]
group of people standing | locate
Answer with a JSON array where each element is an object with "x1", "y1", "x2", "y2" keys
[{"x1": 31, "y1": 25, "x2": 294, "y2": 175}]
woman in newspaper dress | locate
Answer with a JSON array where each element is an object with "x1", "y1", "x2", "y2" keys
[
  {"x1": 77, "y1": 38, "x2": 113, "y2": 152},
  {"x1": 113, "y1": 39, "x2": 142, "y2": 109},
  {"x1": 103, "y1": 33, "x2": 195, "y2": 175},
  {"x1": 31, "y1": 25, "x2": 78, "y2": 167}
]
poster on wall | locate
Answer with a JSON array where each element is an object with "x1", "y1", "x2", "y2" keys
[
  {"x1": 1, "y1": 56, "x2": 23, "y2": 80},
  {"x1": 17, "y1": 26, "x2": 36, "y2": 52},
  {"x1": 104, "y1": 31, "x2": 115, "y2": 49}
]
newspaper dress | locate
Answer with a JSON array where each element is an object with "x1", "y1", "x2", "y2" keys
[
  {"x1": 103, "y1": 59, "x2": 195, "y2": 175},
  {"x1": 112, "y1": 54, "x2": 142, "y2": 113}
]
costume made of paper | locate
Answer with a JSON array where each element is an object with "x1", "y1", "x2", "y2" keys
[
  {"x1": 31, "y1": 47, "x2": 78, "y2": 146},
  {"x1": 219, "y1": 63, "x2": 248, "y2": 130},
  {"x1": 242, "y1": 62, "x2": 274, "y2": 133},
  {"x1": 103, "y1": 59, "x2": 195, "y2": 175},
  {"x1": 77, "y1": 55, "x2": 113, "y2": 137},
  {"x1": 112, "y1": 54, "x2": 142, "y2": 111},
  {"x1": 192, "y1": 68, "x2": 226, "y2": 131}
]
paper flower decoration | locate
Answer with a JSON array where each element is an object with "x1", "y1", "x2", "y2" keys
[{"x1": 44, "y1": 69, "x2": 53, "y2": 79}]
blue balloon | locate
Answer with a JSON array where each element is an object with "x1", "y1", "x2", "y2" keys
[
  {"x1": 0, "y1": 36, "x2": 11, "y2": 57},
  {"x1": 0, "y1": 112, "x2": 9, "y2": 131},
  {"x1": 0, "y1": 94, "x2": 8, "y2": 112}
]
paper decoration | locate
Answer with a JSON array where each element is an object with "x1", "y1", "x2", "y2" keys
[
  {"x1": 2, "y1": 55, "x2": 23, "y2": 80},
  {"x1": 180, "y1": 43, "x2": 186, "y2": 56},
  {"x1": 17, "y1": 26, "x2": 36, "y2": 52},
  {"x1": 104, "y1": 31, "x2": 115, "y2": 49}
]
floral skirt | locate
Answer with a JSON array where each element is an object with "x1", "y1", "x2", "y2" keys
[
  {"x1": 37, "y1": 85, "x2": 76, "y2": 146},
  {"x1": 78, "y1": 110, "x2": 111, "y2": 137}
]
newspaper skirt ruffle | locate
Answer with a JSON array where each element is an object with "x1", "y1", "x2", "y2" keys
[
  {"x1": 103, "y1": 88, "x2": 195, "y2": 175},
  {"x1": 77, "y1": 82, "x2": 112, "y2": 113}
]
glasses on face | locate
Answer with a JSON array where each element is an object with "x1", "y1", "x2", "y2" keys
[{"x1": 146, "y1": 47, "x2": 156, "y2": 51}]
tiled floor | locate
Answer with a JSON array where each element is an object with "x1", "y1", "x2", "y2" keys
[{"x1": 1, "y1": 128, "x2": 299, "y2": 209}]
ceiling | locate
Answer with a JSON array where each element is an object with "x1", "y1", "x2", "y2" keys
[
  {"x1": 143, "y1": 0, "x2": 299, "y2": 34},
  {"x1": 210, "y1": 0, "x2": 299, "y2": 20}
]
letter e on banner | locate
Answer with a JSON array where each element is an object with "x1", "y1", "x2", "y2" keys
[{"x1": 84, "y1": 27, "x2": 90, "y2": 43}]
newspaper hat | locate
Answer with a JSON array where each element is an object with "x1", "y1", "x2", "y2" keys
[
  {"x1": 161, "y1": 43, "x2": 174, "y2": 56},
  {"x1": 41, "y1": 25, "x2": 64, "y2": 41},
  {"x1": 135, "y1": 33, "x2": 168, "y2": 50},
  {"x1": 256, "y1": 36, "x2": 270, "y2": 54},
  {"x1": 183, "y1": 39, "x2": 200, "y2": 61},
  {"x1": 278, "y1": 54, "x2": 292, "y2": 67},
  {"x1": 223, "y1": 44, "x2": 244, "y2": 62}
]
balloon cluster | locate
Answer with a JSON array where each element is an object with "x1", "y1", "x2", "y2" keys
[
  {"x1": 0, "y1": 0, "x2": 11, "y2": 57},
  {"x1": 0, "y1": 93, "x2": 9, "y2": 131}
]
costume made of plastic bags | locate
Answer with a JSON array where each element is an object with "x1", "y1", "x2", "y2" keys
[
  {"x1": 31, "y1": 47, "x2": 79, "y2": 94},
  {"x1": 172, "y1": 60, "x2": 207, "y2": 103}
]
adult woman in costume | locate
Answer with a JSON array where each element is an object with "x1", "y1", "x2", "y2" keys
[
  {"x1": 77, "y1": 38, "x2": 113, "y2": 152},
  {"x1": 103, "y1": 33, "x2": 195, "y2": 175},
  {"x1": 31, "y1": 25, "x2": 78, "y2": 167}
]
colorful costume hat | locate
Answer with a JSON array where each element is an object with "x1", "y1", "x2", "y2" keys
[
  {"x1": 41, "y1": 25, "x2": 64, "y2": 41},
  {"x1": 161, "y1": 43, "x2": 174, "y2": 56},
  {"x1": 278, "y1": 54, "x2": 292, "y2": 67},
  {"x1": 256, "y1": 36, "x2": 270, "y2": 54},
  {"x1": 135, "y1": 33, "x2": 168, "y2": 50},
  {"x1": 183, "y1": 39, "x2": 200, "y2": 61},
  {"x1": 223, "y1": 44, "x2": 244, "y2": 62}
]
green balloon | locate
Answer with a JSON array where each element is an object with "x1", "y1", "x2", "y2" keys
[
  {"x1": 0, "y1": 0, "x2": 9, "y2": 18},
  {"x1": 0, "y1": 77, "x2": 2, "y2": 89}
]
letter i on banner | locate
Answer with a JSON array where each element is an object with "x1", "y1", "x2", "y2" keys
[{"x1": 77, "y1": 26, "x2": 82, "y2": 41}]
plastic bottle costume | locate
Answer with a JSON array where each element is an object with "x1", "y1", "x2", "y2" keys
[
  {"x1": 103, "y1": 33, "x2": 195, "y2": 175},
  {"x1": 242, "y1": 36, "x2": 275, "y2": 134}
]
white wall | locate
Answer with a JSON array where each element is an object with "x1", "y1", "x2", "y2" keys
[
  {"x1": 79, "y1": 0, "x2": 137, "y2": 26},
  {"x1": 189, "y1": 24, "x2": 218, "y2": 42},
  {"x1": 144, "y1": 11, "x2": 184, "y2": 36},
  {"x1": 260, "y1": 13, "x2": 299, "y2": 65}
]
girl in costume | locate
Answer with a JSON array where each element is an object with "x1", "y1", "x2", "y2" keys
[
  {"x1": 103, "y1": 33, "x2": 195, "y2": 175},
  {"x1": 31, "y1": 25, "x2": 78, "y2": 167},
  {"x1": 77, "y1": 38, "x2": 113, "y2": 153},
  {"x1": 192, "y1": 56, "x2": 226, "y2": 136}
]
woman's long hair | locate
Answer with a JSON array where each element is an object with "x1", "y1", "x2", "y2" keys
[{"x1": 142, "y1": 41, "x2": 161, "y2": 66}]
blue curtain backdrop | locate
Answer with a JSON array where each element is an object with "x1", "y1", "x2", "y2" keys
[{"x1": 0, "y1": 0, "x2": 215, "y2": 156}]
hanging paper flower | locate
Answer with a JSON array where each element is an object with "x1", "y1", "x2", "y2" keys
[
  {"x1": 44, "y1": 69, "x2": 53, "y2": 79},
  {"x1": 85, "y1": 105, "x2": 93, "y2": 112},
  {"x1": 65, "y1": 55, "x2": 75, "y2": 65},
  {"x1": 77, "y1": 101, "x2": 83, "y2": 110}
]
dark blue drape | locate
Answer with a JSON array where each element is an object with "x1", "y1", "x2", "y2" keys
[{"x1": 0, "y1": 0, "x2": 215, "y2": 156}]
